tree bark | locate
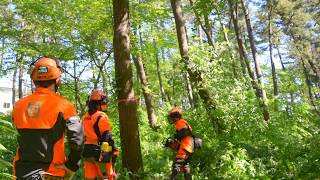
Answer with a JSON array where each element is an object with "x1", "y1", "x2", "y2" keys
[
  {"x1": 18, "y1": 65, "x2": 23, "y2": 99},
  {"x1": 112, "y1": 0, "x2": 143, "y2": 174},
  {"x1": 240, "y1": 0, "x2": 269, "y2": 121},
  {"x1": 302, "y1": 59, "x2": 320, "y2": 116},
  {"x1": 184, "y1": 72, "x2": 194, "y2": 108},
  {"x1": 276, "y1": 44, "x2": 286, "y2": 70},
  {"x1": 170, "y1": 0, "x2": 223, "y2": 133},
  {"x1": 228, "y1": 2, "x2": 247, "y2": 75},
  {"x1": 154, "y1": 40, "x2": 166, "y2": 105},
  {"x1": 132, "y1": 53, "x2": 158, "y2": 129},
  {"x1": 229, "y1": 0, "x2": 270, "y2": 121},
  {"x1": 12, "y1": 69, "x2": 17, "y2": 107},
  {"x1": 268, "y1": 5, "x2": 279, "y2": 97},
  {"x1": 188, "y1": 0, "x2": 214, "y2": 47}
]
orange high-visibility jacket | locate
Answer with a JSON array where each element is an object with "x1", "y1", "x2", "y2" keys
[
  {"x1": 82, "y1": 111, "x2": 111, "y2": 145},
  {"x1": 175, "y1": 118, "x2": 193, "y2": 158},
  {"x1": 12, "y1": 87, "x2": 84, "y2": 178}
]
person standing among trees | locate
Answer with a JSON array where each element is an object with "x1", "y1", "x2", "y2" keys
[
  {"x1": 165, "y1": 107, "x2": 194, "y2": 180},
  {"x1": 82, "y1": 89, "x2": 118, "y2": 180},
  {"x1": 12, "y1": 56, "x2": 84, "y2": 179}
]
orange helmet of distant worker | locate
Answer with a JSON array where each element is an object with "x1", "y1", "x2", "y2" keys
[
  {"x1": 89, "y1": 89, "x2": 108, "y2": 110},
  {"x1": 30, "y1": 57, "x2": 62, "y2": 81},
  {"x1": 168, "y1": 107, "x2": 183, "y2": 122}
]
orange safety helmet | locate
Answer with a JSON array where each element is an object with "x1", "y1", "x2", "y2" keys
[
  {"x1": 169, "y1": 107, "x2": 183, "y2": 116},
  {"x1": 30, "y1": 57, "x2": 62, "y2": 81},
  {"x1": 89, "y1": 89, "x2": 108, "y2": 111},
  {"x1": 90, "y1": 89, "x2": 106, "y2": 101}
]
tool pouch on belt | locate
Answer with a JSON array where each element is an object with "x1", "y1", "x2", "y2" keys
[
  {"x1": 82, "y1": 144, "x2": 101, "y2": 160},
  {"x1": 98, "y1": 142, "x2": 112, "y2": 162}
]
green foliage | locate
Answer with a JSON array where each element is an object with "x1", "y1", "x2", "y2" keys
[{"x1": 0, "y1": 113, "x2": 16, "y2": 180}]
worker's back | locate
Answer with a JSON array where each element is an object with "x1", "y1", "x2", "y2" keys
[{"x1": 13, "y1": 87, "x2": 78, "y2": 177}]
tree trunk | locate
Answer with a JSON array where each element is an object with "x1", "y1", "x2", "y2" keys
[
  {"x1": 268, "y1": 6, "x2": 279, "y2": 97},
  {"x1": 154, "y1": 40, "x2": 166, "y2": 105},
  {"x1": 229, "y1": 0, "x2": 270, "y2": 121},
  {"x1": 132, "y1": 54, "x2": 158, "y2": 129},
  {"x1": 18, "y1": 65, "x2": 23, "y2": 99},
  {"x1": 184, "y1": 72, "x2": 194, "y2": 108},
  {"x1": 112, "y1": 0, "x2": 143, "y2": 174},
  {"x1": 189, "y1": 0, "x2": 214, "y2": 47},
  {"x1": 302, "y1": 59, "x2": 320, "y2": 116},
  {"x1": 73, "y1": 59, "x2": 78, "y2": 109},
  {"x1": 240, "y1": 0, "x2": 269, "y2": 121},
  {"x1": 12, "y1": 69, "x2": 17, "y2": 107},
  {"x1": 276, "y1": 44, "x2": 286, "y2": 70},
  {"x1": 170, "y1": 0, "x2": 223, "y2": 133},
  {"x1": 228, "y1": 2, "x2": 247, "y2": 75}
]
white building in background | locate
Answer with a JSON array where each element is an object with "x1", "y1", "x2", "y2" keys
[{"x1": 0, "y1": 86, "x2": 13, "y2": 114}]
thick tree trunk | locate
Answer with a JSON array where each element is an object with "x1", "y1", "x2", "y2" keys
[
  {"x1": 240, "y1": 0, "x2": 269, "y2": 121},
  {"x1": 12, "y1": 69, "x2": 17, "y2": 107},
  {"x1": 170, "y1": 0, "x2": 223, "y2": 133},
  {"x1": 112, "y1": 0, "x2": 143, "y2": 174}
]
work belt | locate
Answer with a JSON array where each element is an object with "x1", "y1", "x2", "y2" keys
[{"x1": 42, "y1": 174, "x2": 64, "y2": 180}]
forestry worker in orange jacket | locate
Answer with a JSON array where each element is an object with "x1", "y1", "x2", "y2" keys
[
  {"x1": 12, "y1": 57, "x2": 84, "y2": 179},
  {"x1": 82, "y1": 89, "x2": 118, "y2": 180},
  {"x1": 165, "y1": 107, "x2": 193, "y2": 180}
]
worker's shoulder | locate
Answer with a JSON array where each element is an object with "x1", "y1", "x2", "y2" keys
[
  {"x1": 175, "y1": 118, "x2": 189, "y2": 127},
  {"x1": 97, "y1": 111, "x2": 109, "y2": 120},
  {"x1": 53, "y1": 93, "x2": 75, "y2": 108},
  {"x1": 14, "y1": 94, "x2": 34, "y2": 107}
]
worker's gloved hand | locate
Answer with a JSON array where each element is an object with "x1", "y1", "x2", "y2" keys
[
  {"x1": 55, "y1": 164, "x2": 75, "y2": 180},
  {"x1": 164, "y1": 138, "x2": 179, "y2": 150},
  {"x1": 164, "y1": 138, "x2": 172, "y2": 148}
]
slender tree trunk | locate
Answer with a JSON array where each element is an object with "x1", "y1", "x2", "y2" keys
[
  {"x1": 240, "y1": 0, "x2": 269, "y2": 121},
  {"x1": 112, "y1": 0, "x2": 143, "y2": 174},
  {"x1": 18, "y1": 65, "x2": 23, "y2": 99},
  {"x1": 268, "y1": 6, "x2": 279, "y2": 97},
  {"x1": 154, "y1": 40, "x2": 166, "y2": 104},
  {"x1": 229, "y1": 0, "x2": 270, "y2": 120},
  {"x1": 183, "y1": 28, "x2": 195, "y2": 107},
  {"x1": 171, "y1": 0, "x2": 223, "y2": 133},
  {"x1": 30, "y1": 79, "x2": 35, "y2": 93},
  {"x1": 198, "y1": 25, "x2": 203, "y2": 45},
  {"x1": 184, "y1": 72, "x2": 194, "y2": 108},
  {"x1": 131, "y1": 23, "x2": 158, "y2": 129},
  {"x1": 189, "y1": 0, "x2": 214, "y2": 47},
  {"x1": 12, "y1": 69, "x2": 17, "y2": 107},
  {"x1": 204, "y1": 14, "x2": 213, "y2": 39},
  {"x1": 276, "y1": 44, "x2": 286, "y2": 70},
  {"x1": 228, "y1": 2, "x2": 247, "y2": 75},
  {"x1": 132, "y1": 53, "x2": 158, "y2": 128},
  {"x1": 302, "y1": 59, "x2": 320, "y2": 116},
  {"x1": 73, "y1": 59, "x2": 78, "y2": 109}
]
